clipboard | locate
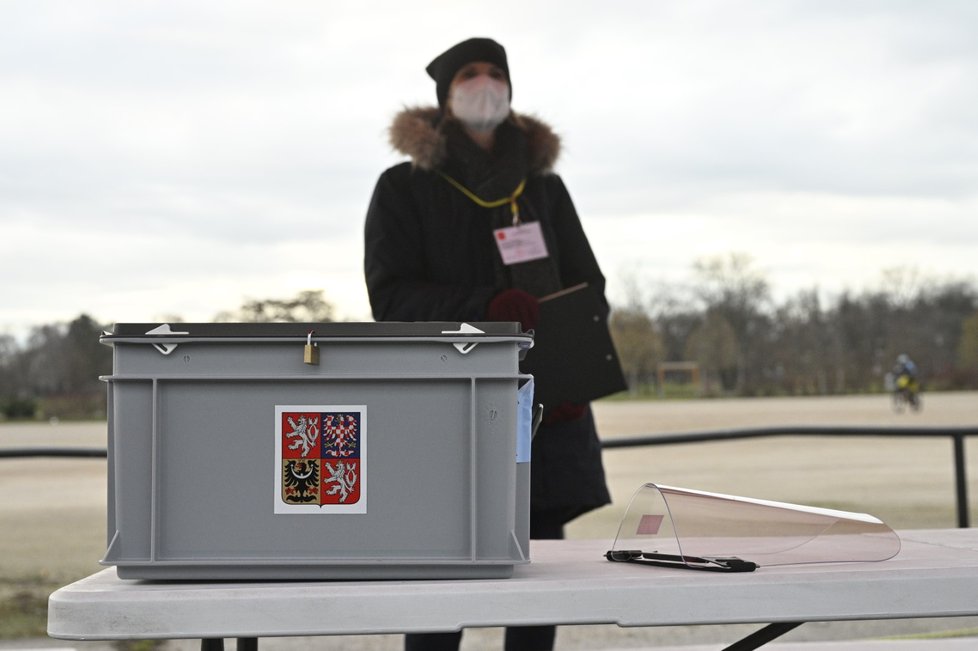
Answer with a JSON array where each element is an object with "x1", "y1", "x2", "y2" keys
[{"x1": 520, "y1": 283, "x2": 627, "y2": 407}]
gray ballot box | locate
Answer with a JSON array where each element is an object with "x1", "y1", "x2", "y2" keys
[{"x1": 99, "y1": 322, "x2": 534, "y2": 580}]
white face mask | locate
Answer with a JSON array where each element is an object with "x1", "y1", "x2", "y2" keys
[{"x1": 449, "y1": 75, "x2": 510, "y2": 132}]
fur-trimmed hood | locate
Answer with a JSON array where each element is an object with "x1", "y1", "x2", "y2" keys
[{"x1": 388, "y1": 106, "x2": 561, "y2": 173}]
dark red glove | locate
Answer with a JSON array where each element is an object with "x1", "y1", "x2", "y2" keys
[{"x1": 486, "y1": 288, "x2": 540, "y2": 331}]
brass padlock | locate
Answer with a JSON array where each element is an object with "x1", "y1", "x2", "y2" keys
[{"x1": 304, "y1": 331, "x2": 320, "y2": 365}]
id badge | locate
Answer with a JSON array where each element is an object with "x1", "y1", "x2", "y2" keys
[{"x1": 494, "y1": 221, "x2": 550, "y2": 265}]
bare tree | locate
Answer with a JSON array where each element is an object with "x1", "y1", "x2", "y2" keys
[
  {"x1": 215, "y1": 289, "x2": 335, "y2": 323},
  {"x1": 684, "y1": 309, "x2": 738, "y2": 393},
  {"x1": 609, "y1": 306, "x2": 664, "y2": 394},
  {"x1": 691, "y1": 253, "x2": 772, "y2": 394},
  {"x1": 959, "y1": 312, "x2": 978, "y2": 363}
]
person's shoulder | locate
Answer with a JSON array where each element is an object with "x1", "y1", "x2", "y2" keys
[
  {"x1": 378, "y1": 160, "x2": 429, "y2": 182},
  {"x1": 380, "y1": 160, "x2": 414, "y2": 176},
  {"x1": 375, "y1": 161, "x2": 438, "y2": 195},
  {"x1": 528, "y1": 169, "x2": 569, "y2": 192}
]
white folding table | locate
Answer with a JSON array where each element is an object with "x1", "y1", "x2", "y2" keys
[{"x1": 48, "y1": 529, "x2": 978, "y2": 650}]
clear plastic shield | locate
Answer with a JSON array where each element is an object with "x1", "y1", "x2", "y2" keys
[{"x1": 609, "y1": 484, "x2": 900, "y2": 571}]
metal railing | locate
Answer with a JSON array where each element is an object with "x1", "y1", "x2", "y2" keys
[
  {"x1": 0, "y1": 447, "x2": 107, "y2": 458},
  {"x1": 601, "y1": 425, "x2": 977, "y2": 528},
  {"x1": 3, "y1": 425, "x2": 975, "y2": 527}
]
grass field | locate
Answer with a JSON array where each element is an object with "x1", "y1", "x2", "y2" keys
[{"x1": 1, "y1": 391, "x2": 976, "y2": 648}]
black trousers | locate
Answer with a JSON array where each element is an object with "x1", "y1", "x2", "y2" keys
[{"x1": 404, "y1": 514, "x2": 564, "y2": 651}]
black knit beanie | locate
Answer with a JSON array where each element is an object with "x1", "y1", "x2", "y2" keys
[{"x1": 426, "y1": 37, "x2": 510, "y2": 108}]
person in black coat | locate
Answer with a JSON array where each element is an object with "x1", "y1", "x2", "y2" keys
[{"x1": 364, "y1": 37, "x2": 611, "y2": 651}]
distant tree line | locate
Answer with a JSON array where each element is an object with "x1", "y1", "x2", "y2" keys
[
  {"x1": 2, "y1": 264, "x2": 978, "y2": 420},
  {"x1": 0, "y1": 290, "x2": 335, "y2": 420},
  {"x1": 610, "y1": 254, "x2": 978, "y2": 396},
  {"x1": 0, "y1": 314, "x2": 111, "y2": 420}
]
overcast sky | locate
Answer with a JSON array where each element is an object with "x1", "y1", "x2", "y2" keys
[{"x1": 2, "y1": 0, "x2": 976, "y2": 340}]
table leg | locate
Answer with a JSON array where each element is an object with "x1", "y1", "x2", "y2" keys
[
  {"x1": 238, "y1": 638, "x2": 259, "y2": 650},
  {"x1": 722, "y1": 622, "x2": 803, "y2": 650}
]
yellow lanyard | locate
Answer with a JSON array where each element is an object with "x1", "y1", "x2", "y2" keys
[{"x1": 438, "y1": 172, "x2": 526, "y2": 225}]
